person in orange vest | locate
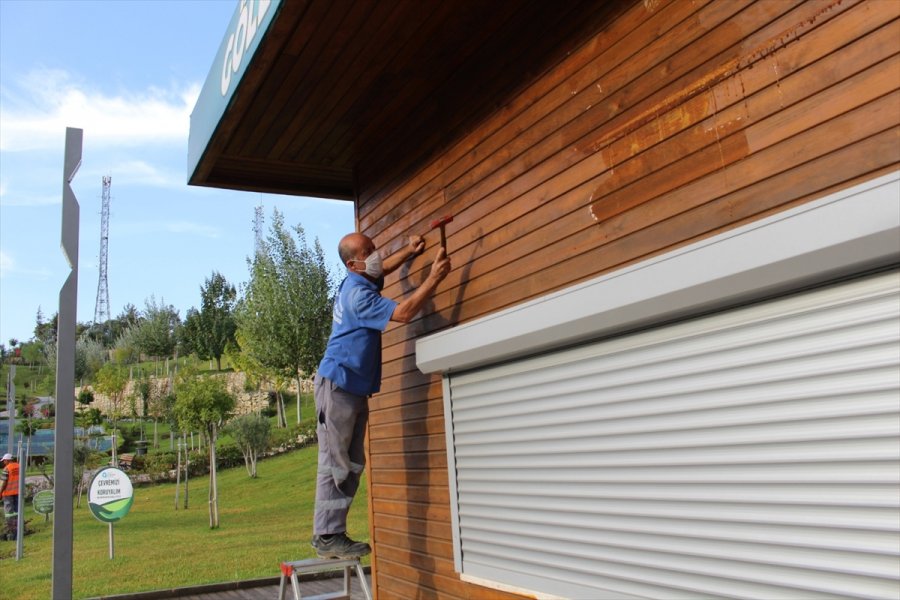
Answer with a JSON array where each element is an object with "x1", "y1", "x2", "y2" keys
[{"x1": 0, "y1": 452, "x2": 19, "y2": 540}]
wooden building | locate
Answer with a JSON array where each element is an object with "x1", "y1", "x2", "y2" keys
[{"x1": 189, "y1": 1, "x2": 900, "y2": 598}]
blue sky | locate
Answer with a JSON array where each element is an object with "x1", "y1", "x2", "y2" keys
[{"x1": 0, "y1": 0, "x2": 355, "y2": 348}]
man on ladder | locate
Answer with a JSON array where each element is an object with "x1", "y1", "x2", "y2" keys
[{"x1": 311, "y1": 231, "x2": 450, "y2": 559}]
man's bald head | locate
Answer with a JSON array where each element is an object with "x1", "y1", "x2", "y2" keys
[{"x1": 338, "y1": 232, "x2": 373, "y2": 267}]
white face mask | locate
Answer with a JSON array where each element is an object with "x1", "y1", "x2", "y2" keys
[{"x1": 352, "y1": 251, "x2": 383, "y2": 278}]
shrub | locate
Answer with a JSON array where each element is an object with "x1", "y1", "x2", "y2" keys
[
  {"x1": 144, "y1": 451, "x2": 176, "y2": 478},
  {"x1": 129, "y1": 454, "x2": 146, "y2": 472},
  {"x1": 186, "y1": 449, "x2": 209, "y2": 477},
  {"x1": 268, "y1": 426, "x2": 294, "y2": 450},
  {"x1": 215, "y1": 441, "x2": 244, "y2": 470},
  {"x1": 295, "y1": 421, "x2": 317, "y2": 444}
]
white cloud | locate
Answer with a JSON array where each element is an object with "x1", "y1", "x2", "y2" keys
[
  {"x1": 0, "y1": 193, "x2": 60, "y2": 207},
  {"x1": 0, "y1": 68, "x2": 201, "y2": 152},
  {"x1": 80, "y1": 160, "x2": 184, "y2": 189},
  {"x1": 164, "y1": 221, "x2": 221, "y2": 238},
  {"x1": 0, "y1": 250, "x2": 12, "y2": 277},
  {"x1": 0, "y1": 249, "x2": 53, "y2": 279},
  {"x1": 116, "y1": 220, "x2": 222, "y2": 239}
]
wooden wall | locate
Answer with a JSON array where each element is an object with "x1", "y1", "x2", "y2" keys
[{"x1": 355, "y1": 1, "x2": 900, "y2": 598}]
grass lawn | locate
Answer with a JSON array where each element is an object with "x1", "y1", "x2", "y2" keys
[{"x1": 0, "y1": 446, "x2": 369, "y2": 599}]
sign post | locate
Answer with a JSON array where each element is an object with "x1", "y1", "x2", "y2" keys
[
  {"x1": 33, "y1": 490, "x2": 55, "y2": 523},
  {"x1": 87, "y1": 467, "x2": 133, "y2": 560},
  {"x1": 16, "y1": 440, "x2": 25, "y2": 560},
  {"x1": 5, "y1": 365, "x2": 14, "y2": 455}
]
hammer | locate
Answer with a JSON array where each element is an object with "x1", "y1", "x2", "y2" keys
[{"x1": 430, "y1": 215, "x2": 453, "y2": 253}]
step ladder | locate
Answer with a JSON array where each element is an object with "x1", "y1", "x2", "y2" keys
[{"x1": 278, "y1": 557, "x2": 372, "y2": 600}]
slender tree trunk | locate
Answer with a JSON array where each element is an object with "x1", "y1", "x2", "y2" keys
[
  {"x1": 276, "y1": 391, "x2": 287, "y2": 428},
  {"x1": 296, "y1": 376, "x2": 302, "y2": 424},
  {"x1": 76, "y1": 476, "x2": 85, "y2": 508},
  {"x1": 184, "y1": 440, "x2": 189, "y2": 510},
  {"x1": 175, "y1": 441, "x2": 181, "y2": 510}
]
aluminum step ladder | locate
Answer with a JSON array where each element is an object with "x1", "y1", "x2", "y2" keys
[{"x1": 278, "y1": 557, "x2": 372, "y2": 600}]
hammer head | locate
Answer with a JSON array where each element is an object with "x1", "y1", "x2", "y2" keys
[
  {"x1": 430, "y1": 215, "x2": 453, "y2": 230},
  {"x1": 430, "y1": 215, "x2": 453, "y2": 252}
]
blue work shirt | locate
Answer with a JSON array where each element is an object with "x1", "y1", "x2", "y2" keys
[{"x1": 318, "y1": 272, "x2": 398, "y2": 396}]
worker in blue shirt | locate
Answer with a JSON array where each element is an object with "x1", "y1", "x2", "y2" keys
[{"x1": 312, "y1": 231, "x2": 451, "y2": 559}]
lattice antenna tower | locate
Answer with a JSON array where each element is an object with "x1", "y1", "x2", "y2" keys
[
  {"x1": 93, "y1": 176, "x2": 112, "y2": 326},
  {"x1": 253, "y1": 203, "x2": 265, "y2": 258}
]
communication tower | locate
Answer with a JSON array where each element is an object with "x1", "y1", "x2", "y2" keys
[
  {"x1": 254, "y1": 203, "x2": 265, "y2": 257},
  {"x1": 93, "y1": 176, "x2": 112, "y2": 326}
]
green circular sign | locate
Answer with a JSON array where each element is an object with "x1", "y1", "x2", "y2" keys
[
  {"x1": 88, "y1": 467, "x2": 134, "y2": 523},
  {"x1": 33, "y1": 490, "x2": 54, "y2": 515}
]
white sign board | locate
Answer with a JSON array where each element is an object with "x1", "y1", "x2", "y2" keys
[{"x1": 88, "y1": 467, "x2": 133, "y2": 523}]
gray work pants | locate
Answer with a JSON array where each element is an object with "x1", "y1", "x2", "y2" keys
[
  {"x1": 3, "y1": 495, "x2": 17, "y2": 538},
  {"x1": 313, "y1": 375, "x2": 368, "y2": 535}
]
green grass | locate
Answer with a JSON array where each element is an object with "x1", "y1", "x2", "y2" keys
[
  {"x1": 0, "y1": 446, "x2": 369, "y2": 599},
  {"x1": 1, "y1": 363, "x2": 55, "y2": 402}
]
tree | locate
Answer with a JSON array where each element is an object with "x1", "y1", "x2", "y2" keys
[
  {"x1": 76, "y1": 388, "x2": 94, "y2": 414},
  {"x1": 134, "y1": 296, "x2": 181, "y2": 365},
  {"x1": 20, "y1": 340, "x2": 45, "y2": 371},
  {"x1": 73, "y1": 442, "x2": 102, "y2": 508},
  {"x1": 227, "y1": 413, "x2": 270, "y2": 478},
  {"x1": 131, "y1": 377, "x2": 153, "y2": 440},
  {"x1": 107, "y1": 303, "x2": 141, "y2": 346},
  {"x1": 174, "y1": 371, "x2": 235, "y2": 528},
  {"x1": 112, "y1": 325, "x2": 141, "y2": 364},
  {"x1": 235, "y1": 209, "x2": 334, "y2": 423},
  {"x1": 34, "y1": 307, "x2": 57, "y2": 345},
  {"x1": 77, "y1": 406, "x2": 102, "y2": 441},
  {"x1": 75, "y1": 335, "x2": 108, "y2": 382},
  {"x1": 226, "y1": 332, "x2": 289, "y2": 428},
  {"x1": 146, "y1": 380, "x2": 172, "y2": 448},
  {"x1": 94, "y1": 362, "x2": 128, "y2": 430},
  {"x1": 16, "y1": 418, "x2": 40, "y2": 467},
  {"x1": 184, "y1": 272, "x2": 238, "y2": 371}
]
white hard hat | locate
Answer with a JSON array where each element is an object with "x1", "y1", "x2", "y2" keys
[{"x1": 1, "y1": 453, "x2": 12, "y2": 461}]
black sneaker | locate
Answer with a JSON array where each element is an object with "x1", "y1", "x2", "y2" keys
[{"x1": 311, "y1": 533, "x2": 371, "y2": 559}]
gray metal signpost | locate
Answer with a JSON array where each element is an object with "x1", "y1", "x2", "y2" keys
[
  {"x1": 5, "y1": 365, "x2": 14, "y2": 454},
  {"x1": 16, "y1": 440, "x2": 25, "y2": 560},
  {"x1": 52, "y1": 127, "x2": 82, "y2": 599}
]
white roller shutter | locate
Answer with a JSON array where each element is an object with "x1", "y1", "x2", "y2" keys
[{"x1": 445, "y1": 269, "x2": 900, "y2": 599}]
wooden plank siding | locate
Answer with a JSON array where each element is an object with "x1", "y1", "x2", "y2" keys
[
  {"x1": 353, "y1": 1, "x2": 900, "y2": 598},
  {"x1": 197, "y1": 0, "x2": 625, "y2": 199}
]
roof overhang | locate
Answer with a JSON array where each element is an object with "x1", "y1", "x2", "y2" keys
[
  {"x1": 188, "y1": 0, "x2": 627, "y2": 201},
  {"x1": 188, "y1": 0, "x2": 284, "y2": 192}
]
